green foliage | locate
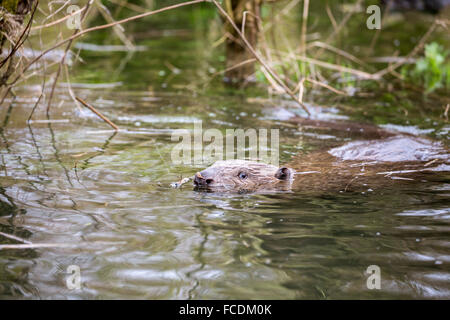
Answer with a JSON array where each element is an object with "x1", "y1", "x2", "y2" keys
[
  {"x1": 0, "y1": 0, "x2": 19, "y2": 13},
  {"x1": 404, "y1": 42, "x2": 450, "y2": 93}
]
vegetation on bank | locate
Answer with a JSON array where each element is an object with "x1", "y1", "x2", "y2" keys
[
  {"x1": 0, "y1": 0, "x2": 448, "y2": 118},
  {"x1": 402, "y1": 42, "x2": 450, "y2": 93}
]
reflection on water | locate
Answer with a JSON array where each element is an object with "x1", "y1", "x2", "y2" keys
[{"x1": 0, "y1": 85, "x2": 448, "y2": 299}]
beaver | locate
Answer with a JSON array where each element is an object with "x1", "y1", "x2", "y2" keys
[
  {"x1": 193, "y1": 159, "x2": 295, "y2": 192},
  {"x1": 193, "y1": 132, "x2": 449, "y2": 193}
]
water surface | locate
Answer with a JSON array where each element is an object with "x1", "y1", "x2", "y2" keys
[{"x1": 0, "y1": 2, "x2": 449, "y2": 299}]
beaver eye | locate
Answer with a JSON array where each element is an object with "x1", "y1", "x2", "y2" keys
[{"x1": 238, "y1": 172, "x2": 248, "y2": 179}]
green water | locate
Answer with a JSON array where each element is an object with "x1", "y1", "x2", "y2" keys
[{"x1": 0, "y1": 1, "x2": 449, "y2": 299}]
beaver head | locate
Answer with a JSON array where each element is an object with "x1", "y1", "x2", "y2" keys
[{"x1": 193, "y1": 160, "x2": 294, "y2": 192}]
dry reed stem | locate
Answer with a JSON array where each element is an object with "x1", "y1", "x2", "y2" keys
[
  {"x1": 46, "y1": 0, "x2": 94, "y2": 115},
  {"x1": 325, "y1": 0, "x2": 363, "y2": 44},
  {"x1": 307, "y1": 41, "x2": 368, "y2": 68},
  {"x1": 75, "y1": 97, "x2": 119, "y2": 131},
  {"x1": 305, "y1": 77, "x2": 347, "y2": 95},
  {"x1": 325, "y1": 3, "x2": 338, "y2": 31},
  {"x1": 282, "y1": 52, "x2": 377, "y2": 79},
  {"x1": 0, "y1": 0, "x2": 39, "y2": 69},
  {"x1": 3, "y1": 0, "x2": 207, "y2": 95},
  {"x1": 374, "y1": 20, "x2": 438, "y2": 78},
  {"x1": 96, "y1": 0, "x2": 135, "y2": 50},
  {"x1": 1, "y1": 0, "x2": 443, "y2": 110},
  {"x1": 107, "y1": 0, "x2": 149, "y2": 13},
  {"x1": 210, "y1": 58, "x2": 257, "y2": 80},
  {"x1": 300, "y1": 0, "x2": 309, "y2": 54},
  {"x1": 262, "y1": 0, "x2": 301, "y2": 32}
]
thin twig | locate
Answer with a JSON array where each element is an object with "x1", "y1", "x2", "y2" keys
[
  {"x1": 1, "y1": 154, "x2": 7, "y2": 176},
  {"x1": 30, "y1": 5, "x2": 88, "y2": 31},
  {"x1": 75, "y1": 97, "x2": 119, "y2": 131},
  {"x1": 209, "y1": 58, "x2": 256, "y2": 80},
  {"x1": 369, "y1": 1, "x2": 392, "y2": 52},
  {"x1": 96, "y1": 0, "x2": 134, "y2": 50},
  {"x1": 297, "y1": 77, "x2": 305, "y2": 102},
  {"x1": 305, "y1": 77, "x2": 347, "y2": 95},
  {"x1": 3, "y1": 0, "x2": 207, "y2": 93},
  {"x1": 283, "y1": 52, "x2": 378, "y2": 79},
  {"x1": 325, "y1": 0, "x2": 363, "y2": 44},
  {"x1": 27, "y1": 84, "x2": 45, "y2": 122},
  {"x1": 300, "y1": 0, "x2": 309, "y2": 54},
  {"x1": 107, "y1": 0, "x2": 148, "y2": 13},
  {"x1": 42, "y1": 0, "x2": 71, "y2": 22},
  {"x1": 326, "y1": 3, "x2": 338, "y2": 31},
  {"x1": 0, "y1": 0, "x2": 40, "y2": 69},
  {"x1": 263, "y1": 0, "x2": 301, "y2": 31}
]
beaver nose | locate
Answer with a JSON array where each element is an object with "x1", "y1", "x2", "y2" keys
[{"x1": 194, "y1": 172, "x2": 213, "y2": 187}]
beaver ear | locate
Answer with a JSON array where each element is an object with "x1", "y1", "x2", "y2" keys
[{"x1": 275, "y1": 167, "x2": 291, "y2": 180}]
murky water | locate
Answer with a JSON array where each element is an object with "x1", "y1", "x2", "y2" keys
[{"x1": 1, "y1": 2, "x2": 449, "y2": 299}]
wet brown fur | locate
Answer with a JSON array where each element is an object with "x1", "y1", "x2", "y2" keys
[{"x1": 194, "y1": 119, "x2": 449, "y2": 193}]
